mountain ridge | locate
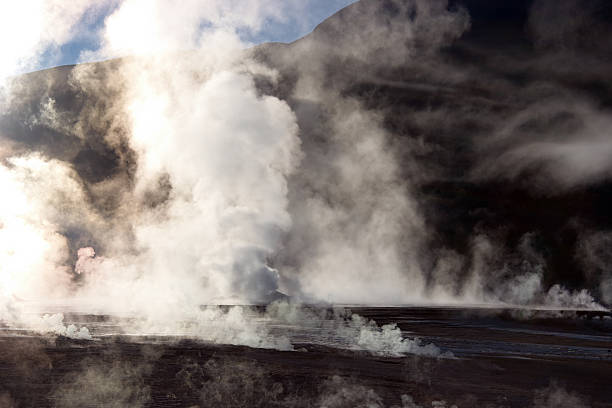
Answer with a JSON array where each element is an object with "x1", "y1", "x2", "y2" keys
[{"x1": 2, "y1": 0, "x2": 612, "y2": 306}]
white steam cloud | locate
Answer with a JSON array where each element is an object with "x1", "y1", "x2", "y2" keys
[
  {"x1": 0, "y1": 0, "x2": 609, "y2": 351},
  {"x1": 0, "y1": 155, "x2": 100, "y2": 302},
  {"x1": 64, "y1": 0, "x2": 304, "y2": 319},
  {"x1": 0, "y1": 0, "x2": 110, "y2": 80},
  {"x1": 0, "y1": 0, "x2": 306, "y2": 344}
]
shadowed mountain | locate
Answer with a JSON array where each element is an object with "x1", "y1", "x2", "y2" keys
[
  {"x1": 255, "y1": 0, "x2": 612, "y2": 304},
  {"x1": 2, "y1": 0, "x2": 612, "y2": 305}
]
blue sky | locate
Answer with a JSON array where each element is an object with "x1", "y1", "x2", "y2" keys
[{"x1": 38, "y1": 1, "x2": 357, "y2": 71}]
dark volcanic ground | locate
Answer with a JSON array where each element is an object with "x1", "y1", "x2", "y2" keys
[{"x1": 1, "y1": 307, "x2": 611, "y2": 407}]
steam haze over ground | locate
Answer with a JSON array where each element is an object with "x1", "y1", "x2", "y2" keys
[{"x1": 0, "y1": 0, "x2": 611, "y2": 407}]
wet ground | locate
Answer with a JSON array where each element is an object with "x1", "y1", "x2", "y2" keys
[{"x1": 0, "y1": 307, "x2": 610, "y2": 407}]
